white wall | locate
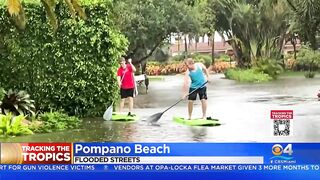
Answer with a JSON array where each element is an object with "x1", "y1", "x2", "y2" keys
[{"x1": 170, "y1": 32, "x2": 228, "y2": 44}]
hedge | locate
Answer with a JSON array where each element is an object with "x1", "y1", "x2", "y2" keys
[{"x1": 0, "y1": 2, "x2": 128, "y2": 116}]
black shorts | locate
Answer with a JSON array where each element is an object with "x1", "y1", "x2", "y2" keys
[
  {"x1": 120, "y1": 88, "x2": 134, "y2": 99},
  {"x1": 188, "y1": 86, "x2": 207, "y2": 100}
]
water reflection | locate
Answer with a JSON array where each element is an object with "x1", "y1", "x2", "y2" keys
[
  {"x1": 247, "y1": 95, "x2": 318, "y2": 106},
  {"x1": 189, "y1": 127, "x2": 207, "y2": 142}
]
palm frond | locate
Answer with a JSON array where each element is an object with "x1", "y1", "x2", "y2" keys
[
  {"x1": 6, "y1": 0, "x2": 21, "y2": 16},
  {"x1": 64, "y1": 0, "x2": 76, "y2": 18},
  {"x1": 13, "y1": 104, "x2": 18, "y2": 111},
  {"x1": 41, "y1": 0, "x2": 58, "y2": 31},
  {"x1": 71, "y1": 0, "x2": 87, "y2": 20},
  {"x1": 7, "y1": 0, "x2": 26, "y2": 30}
]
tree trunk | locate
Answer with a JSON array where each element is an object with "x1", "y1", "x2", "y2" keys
[
  {"x1": 184, "y1": 35, "x2": 188, "y2": 55},
  {"x1": 310, "y1": 36, "x2": 318, "y2": 50},
  {"x1": 188, "y1": 37, "x2": 192, "y2": 53},
  {"x1": 141, "y1": 61, "x2": 147, "y2": 75},
  {"x1": 211, "y1": 35, "x2": 215, "y2": 65},
  {"x1": 195, "y1": 35, "x2": 199, "y2": 53},
  {"x1": 292, "y1": 39, "x2": 297, "y2": 59},
  {"x1": 134, "y1": 40, "x2": 164, "y2": 64},
  {"x1": 195, "y1": 41, "x2": 198, "y2": 52},
  {"x1": 277, "y1": 34, "x2": 286, "y2": 59},
  {"x1": 177, "y1": 35, "x2": 180, "y2": 52},
  {"x1": 229, "y1": 40, "x2": 245, "y2": 68},
  {"x1": 307, "y1": 27, "x2": 318, "y2": 50}
]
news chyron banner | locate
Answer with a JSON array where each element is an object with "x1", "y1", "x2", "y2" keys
[
  {"x1": 0, "y1": 143, "x2": 320, "y2": 173},
  {"x1": 0, "y1": 143, "x2": 71, "y2": 164}
]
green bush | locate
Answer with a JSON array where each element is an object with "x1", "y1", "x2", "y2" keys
[
  {"x1": 169, "y1": 53, "x2": 212, "y2": 67},
  {"x1": 224, "y1": 68, "x2": 272, "y2": 83},
  {"x1": 30, "y1": 111, "x2": 82, "y2": 133},
  {"x1": 0, "y1": 88, "x2": 3, "y2": 114},
  {"x1": 0, "y1": 113, "x2": 33, "y2": 136},
  {"x1": 217, "y1": 54, "x2": 231, "y2": 62},
  {"x1": 296, "y1": 46, "x2": 320, "y2": 71},
  {"x1": 170, "y1": 54, "x2": 185, "y2": 62},
  {"x1": 0, "y1": 88, "x2": 4, "y2": 100},
  {"x1": 304, "y1": 71, "x2": 316, "y2": 78},
  {"x1": 0, "y1": 2, "x2": 128, "y2": 117},
  {"x1": 253, "y1": 58, "x2": 283, "y2": 79},
  {"x1": 189, "y1": 53, "x2": 212, "y2": 67}
]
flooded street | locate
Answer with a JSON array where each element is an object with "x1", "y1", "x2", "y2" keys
[{"x1": 2, "y1": 74, "x2": 320, "y2": 142}]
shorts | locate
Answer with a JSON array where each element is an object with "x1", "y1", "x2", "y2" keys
[
  {"x1": 188, "y1": 86, "x2": 207, "y2": 101},
  {"x1": 120, "y1": 88, "x2": 134, "y2": 99}
]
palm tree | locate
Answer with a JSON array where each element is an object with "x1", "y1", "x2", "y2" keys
[
  {"x1": 213, "y1": 0, "x2": 289, "y2": 67},
  {"x1": 5, "y1": 0, "x2": 87, "y2": 31},
  {"x1": 286, "y1": 0, "x2": 320, "y2": 50}
]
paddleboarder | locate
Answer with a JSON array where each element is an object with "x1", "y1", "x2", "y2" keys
[
  {"x1": 117, "y1": 57, "x2": 136, "y2": 116},
  {"x1": 182, "y1": 58, "x2": 210, "y2": 120}
]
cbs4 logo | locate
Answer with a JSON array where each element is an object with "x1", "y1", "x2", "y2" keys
[{"x1": 272, "y1": 144, "x2": 293, "y2": 156}]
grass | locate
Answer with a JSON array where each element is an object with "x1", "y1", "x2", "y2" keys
[
  {"x1": 280, "y1": 71, "x2": 306, "y2": 76},
  {"x1": 148, "y1": 76, "x2": 165, "y2": 81},
  {"x1": 224, "y1": 69, "x2": 272, "y2": 83}
]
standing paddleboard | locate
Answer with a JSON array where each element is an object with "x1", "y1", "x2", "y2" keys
[
  {"x1": 111, "y1": 112, "x2": 139, "y2": 121},
  {"x1": 173, "y1": 116, "x2": 220, "y2": 126}
]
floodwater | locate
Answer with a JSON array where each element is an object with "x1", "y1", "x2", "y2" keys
[{"x1": 2, "y1": 74, "x2": 320, "y2": 142}]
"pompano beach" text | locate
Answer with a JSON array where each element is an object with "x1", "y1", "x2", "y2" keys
[{"x1": 74, "y1": 144, "x2": 170, "y2": 155}]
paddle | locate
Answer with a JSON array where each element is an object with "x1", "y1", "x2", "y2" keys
[
  {"x1": 103, "y1": 102, "x2": 113, "y2": 121},
  {"x1": 147, "y1": 81, "x2": 208, "y2": 124}
]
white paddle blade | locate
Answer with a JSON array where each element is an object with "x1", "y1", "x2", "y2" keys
[
  {"x1": 103, "y1": 106, "x2": 113, "y2": 121},
  {"x1": 133, "y1": 76, "x2": 138, "y2": 97},
  {"x1": 134, "y1": 86, "x2": 138, "y2": 97}
]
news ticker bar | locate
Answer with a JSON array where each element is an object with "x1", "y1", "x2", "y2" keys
[
  {"x1": 1, "y1": 143, "x2": 320, "y2": 164},
  {"x1": 0, "y1": 164, "x2": 320, "y2": 172}
]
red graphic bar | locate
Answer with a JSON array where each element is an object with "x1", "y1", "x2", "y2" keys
[
  {"x1": 270, "y1": 110, "x2": 293, "y2": 119},
  {"x1": 1, "y1": 143, "x2": 72, "y2": 164}
]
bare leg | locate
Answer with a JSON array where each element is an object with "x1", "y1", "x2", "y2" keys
[
  {"x1": 201, "y1": 99, "x2": 207, "y2": 119},
  {"x1": 119, "y1": 99, "x2": 125, "y2": 113},
  {"x1": 128, "y1": 97, "x2": 134, "y2": 113},
  {"x1": 188, "y1": 100, "x2": 194, "y2": 120}
]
